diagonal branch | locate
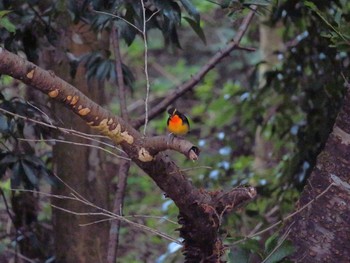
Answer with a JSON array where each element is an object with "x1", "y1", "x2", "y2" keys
[
  {"x1": 0, "y1": 8, "x2": 258, "y2": 260},
  {"x1": 132, "y1": 6, "x2": 257, "y2": 129},
  {"x1": 108, "y1": 25, "x2": 131, "y2": 263},
  {"x1": 112, "y1": 26, "x2": 129, "y2": 121}
]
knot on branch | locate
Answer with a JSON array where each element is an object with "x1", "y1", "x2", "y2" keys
[
  {"x1": 188, "y1": 146, "x2": 200, "y2": 161},
  {"x1": 178, "y1": 186, "x2": 256, "y2": 262},
  {"x1": 210, "y1": 186, "x2": 257, "y2": 215},
  {"x1": 178, "y1": 211, "x2": 225, "y2": 263}
]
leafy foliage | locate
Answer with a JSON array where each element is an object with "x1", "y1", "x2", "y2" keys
[
  {"x1": 0, "y1": 0, "x2": 350, "y2": 261},
  {"x1": 0, "y1": 95, "x2": 55, "y2": 189}
]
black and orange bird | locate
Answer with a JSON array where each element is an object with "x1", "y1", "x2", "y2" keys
[{"x1": 167, "y1": 107, "x2": 190, "y2": 136}]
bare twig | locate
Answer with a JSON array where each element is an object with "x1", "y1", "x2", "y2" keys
[
  {"x1": 133, "y1": 6, "x2": 258, "y2": 129},
  {"x1": 141, "y1": 0, "x2": 151, "y2": 135},
  {"x1": 0, "y1": 188, "x2": 23, "y2": 263},
  {"x1": 9, "y1": 187, "x2": 181, "y2": 244},
  {"x1": 0, "y1": 108, "x2": 125, "y2": 154},
  {"x1": 0, "y1": 188, "x2": 16, "y2": 226},
  {"x1": 17, "y1": 138, "x2": 130, "y2": 160},
  {"x1": 125, "y1": 214, "x2": 178, "y2": 225},
  {"x1": 261, "y1": 222, "x2": 294, "y2": 263},
  {"x1": 92, "y1": 10, "x2": 142, "y2": 34},
  {"x1": 112, "y1": 26, "x2": 128, "y2": 120},
  {"x1": 107, "y1": 158, "x2": 130, "y2": 263},
  {"x1": 232, "y1": 182, "x2": 334, "y2": 245},
  {"x1": 51, "y1": 203, "x2": 180, "y2": 244},
  {"x1": 6, "y1": 249, "x2": 36, "y2": 263}
]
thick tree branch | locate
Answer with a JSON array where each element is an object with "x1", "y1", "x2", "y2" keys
[
  {"x1": 0, "y1": 47, "x2": 196, "y2": 161},
  {"x1": 132, "y1": 6, "x2": 257, "y2": 129},
  {"x1": 0, "y1": 43, "x2": 256, "y2": 261}
]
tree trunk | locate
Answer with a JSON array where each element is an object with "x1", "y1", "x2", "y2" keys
[
  {"x1": 45, "y1": 22, "x2": 110, "y2": 262},
  {"x1": 286, "y1": 87, "x2": 350, "y2": 262},
  {"x1": 253, "y1": 18, "x2": 284, "y2": 172}
]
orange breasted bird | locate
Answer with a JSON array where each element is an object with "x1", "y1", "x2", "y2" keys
[{"x1": 167, "y1": 107, "x2": 190, "y2": 135}]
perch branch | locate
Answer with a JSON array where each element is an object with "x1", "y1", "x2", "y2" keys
[
  {"x1": 0, "y1": 7, "x2": 258, "y2": 259},
  {"x1": 132, "y1": 6, "x2": 257, "y2": 129}
]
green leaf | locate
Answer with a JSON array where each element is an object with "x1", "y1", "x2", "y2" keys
[
  {"x1": 0, "y1": 17, "x2": 16, "y2": 33},
  {"x1": 11, "y1": 161, "x2": 22, "y2": 188},
  {"x1": 243, "y1": 0, "x2": 271, "y2": 6},
  {"x1": 0, "y1": 115, "x2": 8, "y2": 132},
  {"x1": 238, "y1": 238, "x2": 261, "y2": 253},
  {"x1": 21, "y1": 160, "x2": 39, "y2": 187},
  {"x1": 155, "y1": 0, "x2": 181, "y2": 25},
  {"x1": 22, "y1": 155, "x2": 43, "y2": 167},
  {"x1": 119, "y1": 5, "x2": 137, "y2": 46},
  {"x1": 228, "y1": 246, "x2": 250, "y2": 263},
  {"x1": 0, "y1": 154, "x2": 18, "y2": 165},
  {"x1": 183, "y1": 17, "x2": 206, "y2": 44},
  {"x1": 264, "y1": 233, "x2": 278, "y2": 253},
  {"x1": 0, "y1": 10, "x2": 12, "y2": 18},
  {"x1": 180, "y1": 0, "x2": 200, "y2": 23},
  {"x1": 264, "y1": 240, "x2": 294, "y2": 263}
]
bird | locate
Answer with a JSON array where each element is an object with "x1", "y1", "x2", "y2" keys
[{"x1": 167, "y1": 107, "x2": 190, "y2": 136}]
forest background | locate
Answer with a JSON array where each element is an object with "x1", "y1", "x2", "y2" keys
[{"x1": 0, "y1": 0, "x2": 349, "y2": 262}]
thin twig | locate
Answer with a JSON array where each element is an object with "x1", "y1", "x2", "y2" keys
[
  {"x1": 27, "y1": 101, "x2": 54, "y2": 125},
  {"x1": 6, "y1": 249, "x2": 36, "y2": 263},
  {"x1": 133, "y1": 6, "x2": 258, "y2": 129},
  {"x1": 0, "y1": 188, "x2": 16, "y2": 225},
  {"x1": 52, "y1": 203, "x2": 180, "y2": 244},
  {"x1": 112, "y1": 26, "x2": 128, "y2": 120},
  {"x1": 261, "y1": 222, "x2": 294, "y2": 263},
  {"x1": 146, "y1": 9, "x2": 160, "y2": 22},
  {"x1": 232, "y1": 182, "x2": 334, "y2": 245},
  {"x1": 92, "y1": 10, "x2": 142, "y2": 34},
  {"x1": 0, "y1": 107, "x2": 125, "y2": 154},
  {"x1": 17, "y1": 138, "x2": 131, "y2": 161},
  {"x1": 107, "y1": 158, "x2": 130, "y2": 263},
  {"x1": 141, "y1": 0, "x2": 151, "y2": 135},
  {"x1": 0, "y1": 188, "x2": 24, "y2": 263},
  {"x1": 9, "y1": 187, "x2": 181, "y2": 244},
  {"x1": 125, "y1": 214, "x2": 178, "y2": 225}
]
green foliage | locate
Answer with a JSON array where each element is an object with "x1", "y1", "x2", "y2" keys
[
  {"x1": 228, "y1": 234, "x2": 294, "y2": 262},
  {"x1": 0, "y1": 0, "x2": 349, "y2": 262},
  {"x1": 0, "y1": 10, "x2": 16, "y2": 33},
  {"x1": 304, "y1": 1, "x2": 350, "y2": 51},
  {"x1": 0, "y1": 93, "x2": 56, "y2": 189}
]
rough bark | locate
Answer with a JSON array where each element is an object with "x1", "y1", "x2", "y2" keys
[
  {"x1": 0, "y1": 46, "x2": 257, "y2": 261},
  {"x1": 286, "y1": 87, "x2": 350, "y2": 262},
  {"x1": 41, "y1": 22, "x2": 110, "y2": 262}
]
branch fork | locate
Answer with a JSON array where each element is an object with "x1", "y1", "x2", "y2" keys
[{"x1": 0, "y1": 7, "x2": 258, "y2": 261}]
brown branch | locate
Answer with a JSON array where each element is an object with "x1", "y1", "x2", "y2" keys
[
  {"x1": 112, "y1": 26, "x2": 129, "y2": 121},
  {"x1": 144, "y1": 135, "x2": 200, "y2": 160},
  {"x1": 0, "y1": 8, "x2": 257, "y2": 258},
  {"x1": 107, "y1": 25, "x2": 131, "y2": 263},
  {"x1": 132, "y1": 6, "x2": 257, "y2": 129},
  {"x1": 107, "y1": 158, "x2": 129, "y2": 263}
]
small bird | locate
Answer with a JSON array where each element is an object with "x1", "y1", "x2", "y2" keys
[{"x1": 167, "y1": 107, "x2": 190, "y2": 135}]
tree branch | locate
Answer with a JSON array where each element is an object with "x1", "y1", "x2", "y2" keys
[
  {"x1": 107, "y1": 25, "x2": 131, "y2": 263},
  {"x1": 0, "y1": 21, "x2": 256, "y2": 259},
  {"x1": 132, "y1": 6, "x2": 257, "y2": 129},
  {"x1": 112, "y1": 26, "x2": 129, "y2": 121}
]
